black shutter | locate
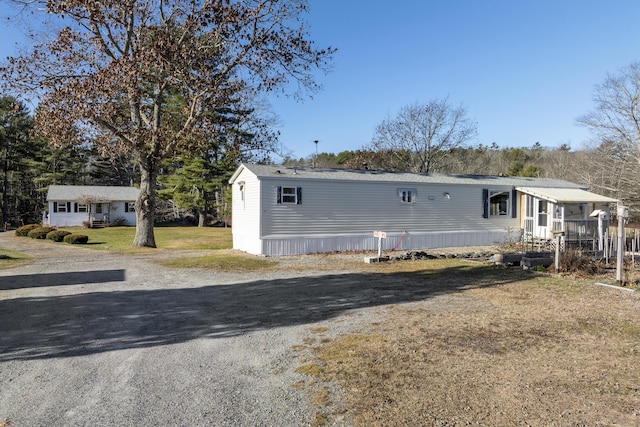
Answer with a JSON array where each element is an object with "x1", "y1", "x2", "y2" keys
[
  {"x1": 53, "y1": 202, "x2": 58, "y2": 213},
  {"x1": 296, "y1": 187, "x2": 302, "y2": 205},
  {"x1": 276, "y1": 186, "x2": 282, "y2": 204},
  {"x1": 67, "y1": 202, "x2": 71, "y2": 212},
  {"x1": 482, "y1": 189, "x2": 489, "y2": 218},
  {"x1": 74, "y1": 203, "x2": 78, "y2": 213},
  {"x1": 511, "y1": 189, "x2": 518, "y2": 218}
]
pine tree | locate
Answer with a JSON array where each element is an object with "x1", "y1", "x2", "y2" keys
[{"x1": 0, "y1": 96, "x2": 39, "y2": 226}]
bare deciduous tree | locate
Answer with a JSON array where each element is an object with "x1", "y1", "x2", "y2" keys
[
  {"x1": 577, "y1": 62, "x2": 640, "y2": 213},
  {"x1": 1, "y1": 0, "x2": 334, "y2": 247},
  {"x1": 370, "y1": 98, "x2": 477, "y2": 173}
]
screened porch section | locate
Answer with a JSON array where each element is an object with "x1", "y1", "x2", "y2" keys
[{"x1": 518, "y1": 186, "x2": 618, "y2": 248}]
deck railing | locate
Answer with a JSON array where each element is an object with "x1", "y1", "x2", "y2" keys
[
  {"x1": 523, "y1": 218, "x2": 606, "y2": 242},
  {"x1": 558, "y1": 219, "x2": 605, "y2": 241}
]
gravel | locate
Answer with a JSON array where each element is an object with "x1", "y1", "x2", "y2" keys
[
  {"x1": 0, "y1": 232, "x2": 402, "y2": 427},
  {"x1": 0, "y1": 232, "x2": 499, "y2": 426}
]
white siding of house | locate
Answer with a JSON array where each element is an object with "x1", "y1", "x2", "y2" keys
[
  {"x1": 231, "y1": 168, "x2": 263, "y2": 254},
  {"x1": 110, "y1": 201, "x2": 137, "y2": 225},
  {"x1": 46, "y1": 200, "x2": 137, "y2": 227},
  {"x1": 46, "y1": 201, "x2": 88, "y2": 227},
  {"x1": 256, "y1": 178, "x2": 519, "y2": 255}
]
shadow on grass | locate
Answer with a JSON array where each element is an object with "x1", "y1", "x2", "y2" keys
[{"x1": 0, "y1": 265, "x2": 530, "y2": 361}]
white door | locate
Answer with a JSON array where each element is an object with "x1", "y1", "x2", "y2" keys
[{"x1": 536, "y1": 200, "x2": 549, "y2": 239}]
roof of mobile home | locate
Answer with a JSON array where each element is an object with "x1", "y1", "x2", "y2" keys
[
  {"x1": 232, "y1": 164, "x2": 585, "y2": 188},
  {"x1": 231, "y1": 164, "x2": 619, "y2": 204}
]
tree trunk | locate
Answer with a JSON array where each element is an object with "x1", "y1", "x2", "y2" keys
[
  {"x1": 132, "y1": 162, "x2": 157, "y2": 248},
  {"x1": 197, "y1": 209, "x2": 206, "y2": 227},
  {"x1": 1, "y1": 149, "x2": 8, "y2": 226}
]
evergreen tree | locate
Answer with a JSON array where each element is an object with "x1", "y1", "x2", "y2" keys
[
  {"x1": 158, "y1": 155, "x2": 221, "y2": 227},
  {"x1": 0, "y1": 96, "x2": 39, "y2": 226}
]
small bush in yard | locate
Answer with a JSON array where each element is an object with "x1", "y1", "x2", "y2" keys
[
  {"x1": 560, "y1": 248, "x2": 603, "y2": 275},
  {"x1": 64, "y1": 233, "x2": 89, "y2": 244},
  {"x1": 15, "y1": 224, "x2": 41, "y2": 236},
  {"x1": 27, "y1": 226, "x2": 57, "y2": 239},
  {"x1": 47, "y1": 230, "x2": 72, "y2": 242}
]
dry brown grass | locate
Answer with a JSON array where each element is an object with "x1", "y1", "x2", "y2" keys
[{"x1": 296, "y1": 260, "x2": 640, "y2": 426}]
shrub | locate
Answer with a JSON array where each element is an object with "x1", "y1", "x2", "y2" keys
[
  {"x1": 15, "y1": 224, "x2": 41, "y2": 236},
  {"x1": 63, "y1": 233, "x2": 89, "y2": 244},
  {"x1": 560, "y1": 248, "x2": 604, "y2": 275},
  {"x1": 27, "y1": 226, "x2": 57, "y2": 239},
  {"x1": 111, "y1": 217, "x2": 127, "y2": 226},
  {"x1": 47, "y1": 230, "x2": 72, "y2": 242}
]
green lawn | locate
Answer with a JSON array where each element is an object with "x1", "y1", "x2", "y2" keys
[
  {"x1": 159, "y1": 252, "x2": 276, "y2": 272},
  {"x1": 0, "y1": 248, "x2": 31, "y2": 269},
  {"x1": 57, "y1": 225, "x2": 233, "y2": 252},
  {"x1": 5, "y1": 226, "x2": 273, "y2": 271}
]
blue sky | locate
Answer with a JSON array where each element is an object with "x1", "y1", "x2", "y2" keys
[
  {"x1": 2, "y1": 1, "x2": 640, "y2": 160},
  {"x1": 269, "y1": 0, "x2": 640, "y2": 159}
]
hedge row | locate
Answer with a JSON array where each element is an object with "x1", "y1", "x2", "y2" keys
[
  {"x1": 47, "y1": 230, "x2": 72, "y2": 242},
  {"x1": 27, "y1": 226, "x2": 56, "y2": 239},
  {"x1": 15, "y1": 224, "x2": 40, "y2": 236},
  {"x1": 15, "y1": 224, "x2": 89, "y2": 244}
]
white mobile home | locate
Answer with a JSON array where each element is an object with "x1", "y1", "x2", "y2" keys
[
  {"x1": 229, "y1": 164, "x2": 618, "y2": 256},
  {"x1": 45, "y1": 185, "x2": 140, "y2": 228}
]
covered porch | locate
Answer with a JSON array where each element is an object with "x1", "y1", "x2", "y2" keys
[{"x1": 517, "y1": 186, "x2": 619, "y2": 248}]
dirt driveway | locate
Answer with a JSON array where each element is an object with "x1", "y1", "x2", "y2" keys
[{"x1": 0, "y1": 232, "x2": 435, "y2": 426}]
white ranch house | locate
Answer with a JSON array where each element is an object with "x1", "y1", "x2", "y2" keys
[
  {"x1": 229, "y1": 164, "x2": 618, "y2": 256},
  {"x1": 45, "y1": 185, "x2": 140, "y2": 228}
]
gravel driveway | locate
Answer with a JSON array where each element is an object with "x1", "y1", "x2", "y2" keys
[{"x1": 1, "y1": 232, "x2": 433, "y2": 426}]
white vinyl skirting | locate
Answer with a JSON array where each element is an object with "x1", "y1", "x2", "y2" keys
[{"x1": 246, "y1": 229, "x2": 515, "y2": 256}]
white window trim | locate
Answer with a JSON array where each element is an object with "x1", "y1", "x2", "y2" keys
[
  {"x1": 398, "y1": 188, "x2": 417, "y2": 204},
  {"x1": 489, "y1": 190, "x2": 510, "y2": 216},
  {"x1": 281, "y1": 186, "x2": 298, "y2": 204}
]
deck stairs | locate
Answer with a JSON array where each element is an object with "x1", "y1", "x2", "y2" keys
[{"x1": 91, "y1": 220, "x2": 106, "y2": 229}]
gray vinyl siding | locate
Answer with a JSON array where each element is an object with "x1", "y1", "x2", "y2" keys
[
  {"x1": 261, "y1": 179, "x2": 518, "y2": 237},
  {"x1": 229, "y1": 164, "x2": 614, "y2": 255}
]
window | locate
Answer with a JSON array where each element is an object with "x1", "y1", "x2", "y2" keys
[
  {"x1": 77, "y1": 203, "x2": 88, "y2": 213},
  {"x1": 125, "y1": 202, "x2": 135, "y2": 213},
  {"x1": 54, "y1": 202, "x2": 71, "y2": 213},
  {"x1": 538, "y1": 200, "x2": 548, "y2": 227},
  {"x1": 95, "y1": 204, "x2": 103, "y2": 214},
  {"x1": 398, "y1": 188, "x2": 417, "y2": 204},
  {"x1": 277, "y1": 186, "x2": 302, "y2": 204},
  {"x1": 482, "y1": 189, "x2": 512, "y2": 218},
  {"x1": 489, "y1": 191, "x2": 509, "y2": 216},
  {"x1": 282, "y1": 187, "x2": 297, "y2": 204},
  {"x1": 525, "y1": 195, "x2": 534, "y2": 218}
]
